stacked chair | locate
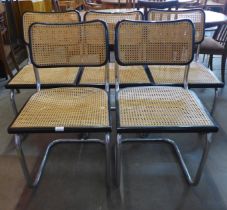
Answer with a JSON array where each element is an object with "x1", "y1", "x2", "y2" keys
[
  {"x1": 8, "y1": 20, "x2": 111, "y2": 187},
  {"x1": 5, "y1": 11, "x2": 81, "y2": 114},
  {"x1": 147, "y1": 9, "x2": 224, "y2": 113},
  {"x1": 114, "y1": 19, "x2": 218, "y2": 186},
  {"x1": 78, "y1": 10, "x2": 152, "y2": 88}
]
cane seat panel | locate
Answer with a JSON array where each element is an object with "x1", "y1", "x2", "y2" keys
[
  {"x1": 8, "y1": 64, "x2": 79, "y2": 87},
  {"x1": 118, "y1": 87, "x2": 214, "y2": 128},
  {"x1": 149, "y1": 62, "x2": 221, "y2": 85},
  {"x1": 80, "y1": 63, "x2": 150, "y2": 85},
  {"x1": 10, "y1": 88, "x2": 109, "y2": 130}
]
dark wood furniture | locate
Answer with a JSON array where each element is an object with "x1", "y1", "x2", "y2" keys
[
  {"x1": 200, "y1": 24, "x2": 227, "y2": 83},
  {"x1": 0, "y1": 3, "x2": 19, "y2": 79}
]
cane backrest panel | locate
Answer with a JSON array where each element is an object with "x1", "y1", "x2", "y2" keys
[
  {"x1": 148, "y1": 9, "x2": 205, "y2": 44},
  {"x1": 84, "y1": 11, "x2": 143, "y2": 45},
  {"x1": 23, "y1": 11, "x2": 81, "y2": 44},
  {"x1": 115, "y1": 20, "x2": 194, "y2": 65},
  {"x1": 29, "y1": 21, "x2": 108, "y2": 67}
]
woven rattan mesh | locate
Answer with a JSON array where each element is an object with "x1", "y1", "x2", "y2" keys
[
  {"x1": 80, "y1": 63, "x2": 149, "y2": 84},
  {"x1": 11, "y1": 88, "x2": 109, "y2": 128},
  {"x1": 85, "y1": 11, "x2": 143, "y2": 45},
  {"x1": 148, "y1": 10, "x2": 204, "y2": 44},
  {"x1": 118, "y1": 87, "x2": 214, "y2": 127},
  {"x1": 116, "y1": 21, "x2": 193, "y2": 65},
  {"x1": 23, "y1": 11, "x2": 80, "y2": 44},
  {"x1": 149, "y1": 62, "x2": 221, "y2": 84},
  {"x1": 30, "y1": 22, "x2": 107, "y2": 67},
  {"x1": 8, "y1": 64, "x2": 79, "y2": 85}
]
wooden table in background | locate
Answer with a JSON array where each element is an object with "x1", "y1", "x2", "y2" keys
[
  {"x1": 16, "y1": 0, "x2": 52, "y2": 15},
  {"x1": 205, "y1": 10, "x2": 227, "y2": 27},
  {"x1": 58, "y1": 0, "x2": 84, "y2": 11}
]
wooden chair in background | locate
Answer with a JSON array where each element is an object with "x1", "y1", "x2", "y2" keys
[{"x1": 200, "y1": 24, "x2": 227, "y2": 84}]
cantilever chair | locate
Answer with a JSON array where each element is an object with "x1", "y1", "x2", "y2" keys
[
  {"x1": 78, "y1": 10, "x2": 152, "y2": 88},
  {"x1": 5, "y1": 11, "x2": 81, "y2": 115},
  {"x1": 8, "y1": 20, "x2": 111, "y2": 187},
  {"x1": 114, "y1": 20, "x2": 218, "y2": 186},
  {"x1": 148, "y1": 9, "x2": 223, "y2": 113}
]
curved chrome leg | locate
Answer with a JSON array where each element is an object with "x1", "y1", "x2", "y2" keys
[
  {"x1": 210, "y1": 88, "x2": 218, "y2": 116},
  {"x1": 115, "y1": 134, "x2": 122, "y2": 187},
  {"x1": 15, "y1": 134, "x2": 106, "y2": 188},
  {"x1": 169, "y1": 134, "x2": 212, "y2": 185},
  {"x1": 190, "y1": 133, "x2": 212, "y2": 185},
  {"x1": 15, "y1": 134, "x2": 33, "y2": 187},
  {"x1": 10, "y1": 89, "x2": 18, "y2": 115},
  {"x1": 105, "y1": 133, "x2": 111, "y2": 187},
  {"x1": 120, "y1": 133, "x2": 213, "y2": 186}
]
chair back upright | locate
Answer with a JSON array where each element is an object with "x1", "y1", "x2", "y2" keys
[
  {"x1": 28, "y1": 20, "x2": 109, "y2": 90},
  {"x1": 84, "y1": 11, "x2": 144, "y2": 46},
  {"x1": 214, "y1": 24, "x2": 227, "y2": 48},
  {"x1": 115, "y1": 19, "x2": 194, "y2": 89}
]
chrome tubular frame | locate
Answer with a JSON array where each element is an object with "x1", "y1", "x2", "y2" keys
[
  {"x1": 115, "y1": 62, "x2": 120, "y2": 93},
  {"x1": 115, "y1": 133, "x2": 213, "y2": 187},
  {"x1": 26, "y1": 45, "x2": 31, "y2": 64},
  {"x1": 210, "y1": 88, "x2": 218, "y2": 116},
  {"x1": 183, "y1": 65, "x2": 190, "y2": 90},
  {"x1": 10, "y1": 89, "x2": 18, "y2": 115},
  {"x1": 195, "y1": 44, "x2": 201, "y2": 62},
  {"x1": 33, "y1": 66, "x2": 41, "y2": 92},
  {"x1": 105, "y1": 63, "x2": 110, "y2": 93},
  {"x1": 15, "y1": 133, "x2": 111, "y2": 188}
]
